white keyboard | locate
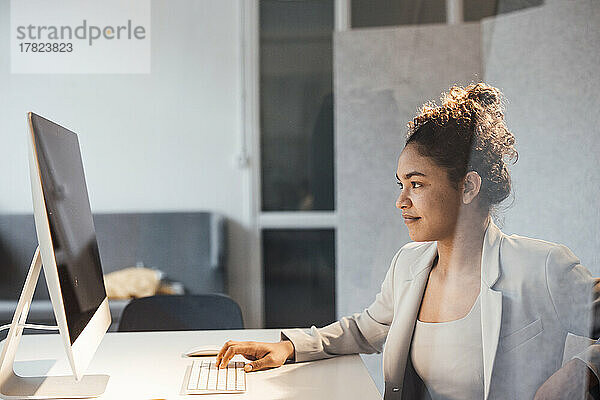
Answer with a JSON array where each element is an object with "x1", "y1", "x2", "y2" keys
[{"x1": 184, "y1": 359, "x2": 246, "y2": 394}]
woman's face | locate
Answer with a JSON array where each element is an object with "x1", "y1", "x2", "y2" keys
[{"x1": 396, "y1": 144, "x2": 463, "y2": 242}]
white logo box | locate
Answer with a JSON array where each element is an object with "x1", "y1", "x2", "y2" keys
[{"x1": 11, "y1": 0, "x2": 151, "y2": 74}]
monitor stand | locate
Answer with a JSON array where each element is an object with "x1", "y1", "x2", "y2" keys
[{"x1": 0, "y1": 247, "x2": 109, "y2": 399}]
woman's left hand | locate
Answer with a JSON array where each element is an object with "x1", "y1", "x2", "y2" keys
[{"x1": 534, "y1": 358, "x2": 598, "y2": 400}]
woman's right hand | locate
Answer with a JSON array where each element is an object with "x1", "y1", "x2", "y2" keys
[{"x1": 215, "y1": 340, "x2": 295, "y2": 372}]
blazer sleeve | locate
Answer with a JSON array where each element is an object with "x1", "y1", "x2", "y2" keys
[
  {"x1": 545, "y1": 244, "x2": 600, "y2": 380},
  {"x1": 280, "y1": 247, "x2": 401, "y2": 363}
]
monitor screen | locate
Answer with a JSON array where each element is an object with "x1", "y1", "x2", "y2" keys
[{"x1": 30, "y1": 113, "x2": 107, "y2": 344}]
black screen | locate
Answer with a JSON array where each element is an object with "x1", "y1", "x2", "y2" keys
[{"x1": 30, "y1": 113, "x2": 107, "y2": 344}]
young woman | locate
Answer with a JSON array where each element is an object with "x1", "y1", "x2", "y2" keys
[{"x1": 216, "y1": 83, "x2": 600, "y2": 400}]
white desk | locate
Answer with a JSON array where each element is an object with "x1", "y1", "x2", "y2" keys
[{"x1": 6, "y1": 330, "x2": 382, "y2": 399}]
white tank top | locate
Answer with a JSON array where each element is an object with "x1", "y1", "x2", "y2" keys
[{"x1": 410, "y1": 294, "x2": 484, "y2": 400}]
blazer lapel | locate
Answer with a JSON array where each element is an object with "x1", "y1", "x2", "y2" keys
[
  {"x1": 386, "y1": 242, "x2": 437, "y2": 397},
  {"x1": 480, "y1": 220, "x2": 504, "y2": 400}
]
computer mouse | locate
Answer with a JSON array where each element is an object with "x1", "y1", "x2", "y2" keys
[{"x1": 184, "y1": 345, "x2": 222, "y2": 357}]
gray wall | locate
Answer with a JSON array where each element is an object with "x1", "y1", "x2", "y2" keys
[
  {"x1": 335, "y1": 0, "x2": 599, "y2": 393},
  {"x1": 335, "y1": 23, "x2": 482, "y2": 393},
  {"x1": 481, "y1": 0, "x2": 600, "y2": 272}
]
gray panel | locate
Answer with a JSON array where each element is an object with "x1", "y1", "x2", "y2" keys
[
  {"x1": 334, "y1": 23, "x2": 482, "y2": 393},
  {"x1": 482, "y1": 0, "x2": 600, "y2": 273},
  {"x1": 335, "y1": 23, "x2": 482, "y2": 100}
]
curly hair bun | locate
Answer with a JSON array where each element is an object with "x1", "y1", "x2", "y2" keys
[
  {"x1": 406, "y1": 82, "x2": 518, "y2": 210},
  {"x1": 467, "y1": 85, "x2": 500, "y2": 108}
]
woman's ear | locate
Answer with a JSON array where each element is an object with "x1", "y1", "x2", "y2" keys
[{"x1": 462, "y1": 171, "x2": 482, "y2": 205}]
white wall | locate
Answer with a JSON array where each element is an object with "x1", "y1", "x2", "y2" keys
[{"x1": 0, "y1": 0, "x2": 257, "y2": 326}]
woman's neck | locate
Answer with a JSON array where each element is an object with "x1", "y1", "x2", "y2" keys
[{"x1": 435, "y1": 214, "x2": 490, "y2": 277}]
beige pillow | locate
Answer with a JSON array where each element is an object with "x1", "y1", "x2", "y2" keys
[{"x1": 103, "y1": 267, "x2": 163, "y2": 300}]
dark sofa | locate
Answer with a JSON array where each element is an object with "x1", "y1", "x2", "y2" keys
[{"x1": 0, "y1": 212, "x2": 227, "y2": 332}]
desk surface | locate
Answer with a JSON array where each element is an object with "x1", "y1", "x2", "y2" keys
[{"x1": 7, "y1": 329, "x2": 381, "y2": 400}]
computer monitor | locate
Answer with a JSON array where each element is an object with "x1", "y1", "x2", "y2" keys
[{"x1": 0, "y1": 113, "x2": 110, "y2": 399}]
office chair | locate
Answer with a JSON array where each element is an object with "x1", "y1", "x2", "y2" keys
[{"x1": 117, "y1": 294, "x2": 244, "y2": 332}]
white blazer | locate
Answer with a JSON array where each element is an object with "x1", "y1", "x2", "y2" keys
[{"x1": 282, "y1": 220, "x2": 600, "y2": 399}]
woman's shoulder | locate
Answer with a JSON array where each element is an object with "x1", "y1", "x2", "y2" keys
[
  {"x1": 498, "y1": 233, "x2": 594, "y2": 305},
  {"x1": 501, "y1": 232, "x2": 578, "y2": 262},
  {"x1": 499, "y1": 232, "x2": 583, "y2": 281}
]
